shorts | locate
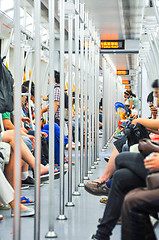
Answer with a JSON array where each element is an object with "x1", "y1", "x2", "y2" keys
[{"x1": 113, "y1": 135, "x2": 128, "y2": 153}]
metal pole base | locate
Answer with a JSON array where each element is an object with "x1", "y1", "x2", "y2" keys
[
  {"x1": 96, "y1": 158, "x2": 100, "y2": 161},
  {"x1": 45, "y1": 231, "x2": 57, "y2": 238},
  {"x1": 72, "y1": 191, "x2": 81, "y2": 196},
  {"x1": 65, "y1": 202, "x2": 75, "y2": 207},
  {"x1": 88, "y1": 170, "x2": 93, "y2": 174},
  {"x1": 84, "y1": 176, "x2": 90, "y2": 180},
  {"x1": 78, "y1": 183, "x2": 85, "y2": 187},
  {"x1": 91, "y1": 165, "x2": 96, "y2": 169},
  {"x1": 94, "y1": 161, "x2": 98, "y2": 165},
  {"x1": 56, "y1": 215, "x2": 67, "y2": 220}
]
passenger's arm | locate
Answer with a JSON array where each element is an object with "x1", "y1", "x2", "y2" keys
[
  {"x1": 132, "y1": 118, "x2": 159, "y2": 130},
  {"x1": 41, "y1": 106, "x2": 49, "y2": 117},
  {"x1": 129, "y1": 100, "x2": 133, "y2": 109},
  {"x1": 54, "y1": 101, "x2": 59, "y2": 114},
  {"x1": 3, "y1": 118, "x2": 15, "y2": 130}
]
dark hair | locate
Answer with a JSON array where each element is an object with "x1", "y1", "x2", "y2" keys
[
  {"x1": 124, "y1": 91, "x2": 130, "y2": 96},
  {"x1": 152, "y1": 79, "x2": 159, "y2": 88},
  {"x1": 21, "y1": 85, "x2": 28, "y2": 93},
  {"x1": 22, "y1": 81, "x2": 35, "y2": 96},
  {"x1": 54, "y1": 71, "x2": 60, "y2": 84},
  {"x1": 147, "y1": 91, "x2": 153, "y2": 103}
]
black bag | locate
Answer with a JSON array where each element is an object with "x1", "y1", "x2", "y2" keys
[
  {"x1": 123, "y1": 123, "x2": 150, "y2": 147},
  {"x1": 0, "y1": 57, "x2": 14, "y2": 113}
]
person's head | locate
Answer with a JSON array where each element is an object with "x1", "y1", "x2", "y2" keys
[
  {"x1": 22, "y1": 81, "x2": 35, "y2": 102},
  {"x1": 124, "y1": 91, "x2": 130, "y2": 98},
  {"x1": 54, "y1": 71, "x2": 60, "y2": 84},
  {"x1": 147, "y1": 91, "x2": 153, "y2": 107},
  {"x1": 152, "y1": 79, "x2": 159, "y2": 98}
]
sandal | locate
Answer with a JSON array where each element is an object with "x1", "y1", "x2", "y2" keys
[
  {"x1": 87, "y1": 180, "x2": 106, "y2": 185},
  {"x1": 100, "y1": 197, "x2": 108, "y2": 204},
  {"x1": 21, "y1": 196, "x2": 34, "y2": 205},
  {"x1": 0, "y1": 204, "x2": 11, "y2": 210}
]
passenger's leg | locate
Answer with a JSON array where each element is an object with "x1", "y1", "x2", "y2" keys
[
  {"x1": 2, "y1": 130, "x2": 49, "y2": 175},
  {"x1": 94, "y1": 168, "x2": 146, "y2": 240},
  {"x1": 122, "y1": 188, "x2": 159, "y2": 240},
  {"x1": 88, "y1": 146, "x2": 119, "y2": 184}
]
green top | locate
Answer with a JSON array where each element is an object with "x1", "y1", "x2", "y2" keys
[{"x1": 2, "y1": 112, "x2": 10, "y2": 119}]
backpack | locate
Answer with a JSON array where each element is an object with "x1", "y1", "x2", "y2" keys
[
  {"x1": 0, "y1": 57, "x2": 14, "y2": 113},
  {"x1": 54, "y1": 85, "x2": 68, "y2": 109}
]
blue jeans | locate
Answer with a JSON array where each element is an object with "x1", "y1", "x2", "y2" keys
[{"x1": 41, "y1": 123, "x2": 68, "y2": 165}]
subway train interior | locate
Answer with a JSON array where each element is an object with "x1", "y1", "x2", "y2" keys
[{"x1": 1, "y1": 0, "x2": 159, "y2": 239}]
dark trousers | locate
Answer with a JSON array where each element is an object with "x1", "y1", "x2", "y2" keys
[
  {"x1": 122, "y1": 187, "x2": 159, "y2": 240},
  {"x1": 95, "y1": 152, "x2": 148, "y2": 240}
]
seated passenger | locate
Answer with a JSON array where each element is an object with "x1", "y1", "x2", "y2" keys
[
  {"x1": 122, "y1": 153, "x2": 159, "y2": 240},
  {"x1": 0, "y1": 168, "x2": 34, "y2": 217}
]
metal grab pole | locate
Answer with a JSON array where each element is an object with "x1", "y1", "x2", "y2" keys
[
  {"x1": 34, "y1": 0, "x2": 41, "y2": 239},
  {"x1": 79, "y1": 11, "x2": 85, "y2": 187},
  {"x1": 84, "y1": 35, "x2": 89, "y2": 180},
  {"x1": 96, "y1": 40, "x2": 100, "y2": 160},
  {"x1": 21, "y1": 49, "x2": 31, "y2": 84},
  {"x1": 92, "y1": 40, "x2": 98, "y2": 166},
  {"x1": 66, "y1": 13, "x2": 75, "y2": 207},
  {"x1": 13, "y1": 1, "x2": 21, "y2": 239},
  {"x1": 72, "y1": 0, "x2": 81, "y2": 196},
  {"x1": 45, "y1": 0, "x2": 57, "y2": 237},
  {"x1": 57, "y1": 0, "x2": 67, "y2": 220},
  {"x1": 88, "y1": 36, "x2": 94, "y2": 173},
  {"x1": 91, "y1": 40, "x2": 96, "y2": 169}
]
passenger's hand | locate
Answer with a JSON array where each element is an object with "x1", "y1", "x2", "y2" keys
[
  {"x1": 27, "y1": 134, "x2": 35, "y2": 141},
  {"x1": 144, "y1": 152, "x2": 159, "y2": 171},
  {"x1": 131, "y1": 119, "x2": 138, "y2": 125},
  {"x1": 21, "y1": 116, "x2": 31, "y2": 124},
  {"x1": 43, "y1": 95, "x2": 48, "y2": 101},
  {"x1": 41, "y1": 132, "x2": 48, "y2": 138},
  {"x1": 150, "y1": 106, "x2": 158, "y2": 119}
]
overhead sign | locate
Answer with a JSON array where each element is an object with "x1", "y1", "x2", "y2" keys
[
  {"x1": 122, "y1": 80, "x2": 130, "y2": 84},
  {"x1": 100, "y1": 40, "x2": 125, "y2": 49},
  {"x1": 125, "y1": 85, "x2": 131, "y2": 90},
  {"x1": 117, "y1": 70, "x2": 129, "y2": 75}
]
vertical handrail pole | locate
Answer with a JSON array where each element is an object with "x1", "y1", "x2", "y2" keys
[
  {"x1": 45, "y1": 0, "x2": 57, "y2": 237},
  {"x1": 34, "y1": 0, "x2": 41, "y2": 239},
  {"x1": 72, "y1": 0, "x2": 81, "y2": 196},
  {"x1": 57, "y1": 0, "x2": 67, "y2": 220},
  {"x1": 13, "y1": 1, "x2": 21, "y2": 239},
  {"x1": 65, "y1": 12, "x2": 75, "y2": 207},
  {"x1": 96, "y1": 38, "x2": 100, "y2": 160},
  {"x1": 79, "y1": 3, "x2": 85, "y2": 187},
  {"x1": 83, "y1": 28, "x2": 89, "y2": 180}
]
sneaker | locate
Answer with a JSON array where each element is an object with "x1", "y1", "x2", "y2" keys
[
  {"x1": 0, "y1": 204, "x2": 11, "y2": 210},
  {"x1": 84, "y1": 182, "x2": 110, "y2": 196},
  {"x1": 104, "y1": 157, "x2": 109, "y2": 162},
  {"x1": 11, "y1": 207, "x2": 34, "y2": 217},
  {"x1": 21, "y1": 185, "x2": 29, "y2": 190},
  {"x1": 0, "y1": 215, "x2": 3, "y2": 220},
  {"x1": 22, "y1": 176, "x2": 35, "y2": 187},
  {"x1": 88, "y1": 234, "x2": 98, "y2": 240}
]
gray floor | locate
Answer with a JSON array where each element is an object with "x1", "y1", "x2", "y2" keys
[{"x1": 0, "y1": 137, "x2": 159, "y2": 240}]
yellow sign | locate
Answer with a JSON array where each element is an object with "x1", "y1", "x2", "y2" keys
[
  {"x1": 117, "y1": 70, "x2": 129, "y2": 75},
  {"x1": 100, "y1": 40, "x2": 124, "y2": 49},
  {"x1": 122, "y1": 80, "x2": 130, "y2": 84}
]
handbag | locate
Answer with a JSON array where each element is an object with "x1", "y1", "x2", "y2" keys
[
  {"x1": 146, "y1": 172, "x2": 159, "y2": 189},
  {"x1": 123, "y1": 123, "x2": 150, "y2": 147},
  {"x1": 138, "y1": 138, "x2": 159, "y2": 157}
]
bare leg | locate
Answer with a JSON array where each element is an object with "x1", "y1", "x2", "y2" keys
[
  {"x1": 88, "y1": 147, "x2": 119, "y2": 184},
  {"x1": 2, "y1": 130, "x2": 49, "y2": 175}
]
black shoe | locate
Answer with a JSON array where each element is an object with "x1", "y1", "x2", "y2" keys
[
  {"x1": 89, "y1": 234, "x2": 98, "y2": 240},
  {"x1": 22, "y1": 176, "x2": 35, "y2": 187},
  {"x1": 84, "y1": 182, "x2": 110, "y2": 196},
  {"x1": 104, "y1": 157, "x2": 109, "y2": 162}
]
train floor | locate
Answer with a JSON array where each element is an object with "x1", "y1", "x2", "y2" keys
[{"x1": 0, "y1": 136, "x2": 159, "y2": 240}]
